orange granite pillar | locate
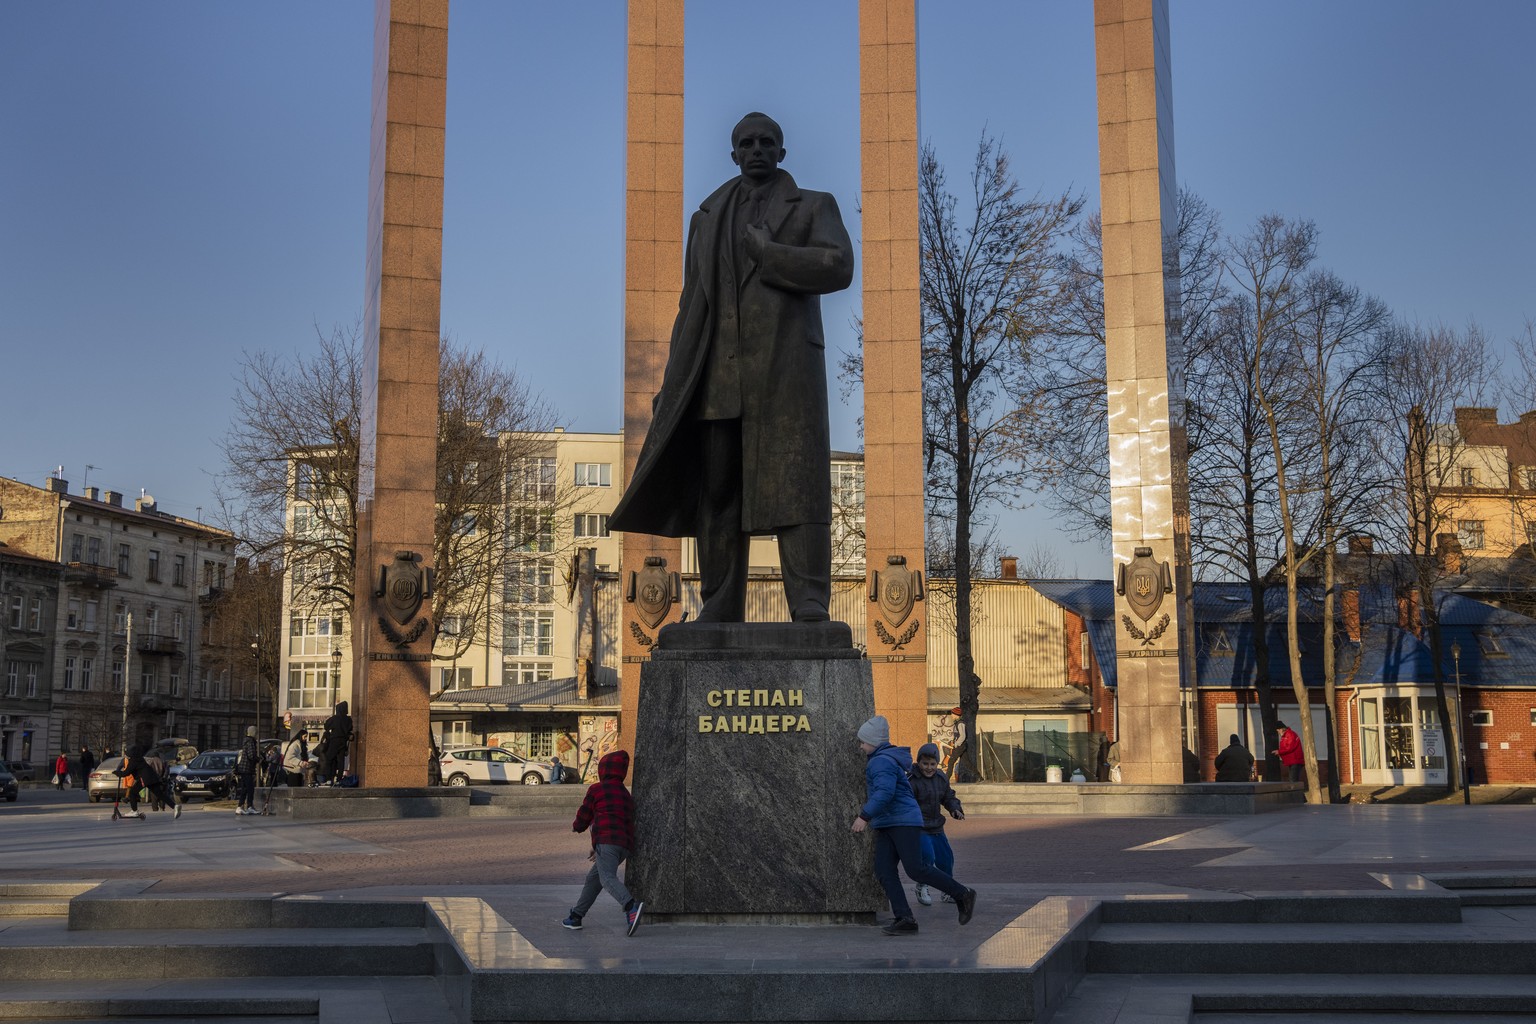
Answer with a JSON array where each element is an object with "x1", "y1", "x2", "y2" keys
[
  {"x1": 859, "y1": 0, "x2": 927, "y2": 750},
  {"x1": 619, "y1": 0, "x2": 685, "y2": 755},
  {"x1": 353, "y1": 0, "x2": 448, "y2": 787},
  {"x1": 1095, "y1": 0, "x2": 1194, "y2": 783}
]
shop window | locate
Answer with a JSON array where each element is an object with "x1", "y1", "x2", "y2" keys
[{"x1": 1469, "y1": 710, "x2": 1493, "y2": 727}]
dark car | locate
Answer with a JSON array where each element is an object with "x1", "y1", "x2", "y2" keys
[
  {"x1": 1, "y1": 759, "x2": 35, "y2": 783},
  {"x1": 172, "y1": 750, "x2": 238, "y2": 801},
  {"x1": 0, "y1": 763, "x2": 17, "y2": 802}
]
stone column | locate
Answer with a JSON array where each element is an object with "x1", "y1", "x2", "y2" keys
[
  {"x1": 859, "y1": 0, "x2": 927, "y2": 749},
  {"x1": 353, "y1": 0, "x2": 448, "y2": 787},
  {"x1": 619, "y1": 0, "x2": 685, "y2": 754},
  {"x1": 1094, "y1": 0, "x2": 1195, "y2": 784}
]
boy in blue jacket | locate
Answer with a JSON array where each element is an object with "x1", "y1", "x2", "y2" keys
[{"x1": 851, "y1": 715, "x2": 976, "y2": 935}]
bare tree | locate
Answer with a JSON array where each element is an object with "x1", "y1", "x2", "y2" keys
[
  {"x1": 1232, "y1": 214, "x2": 1332, "y2": 803},
  {"x1": 1283, "y1": 270, "x2": 1391, "y2": 802},
  {"x1": 1373, "y1": 321, "x2": 1495, "y2": 791},
  {"x1": 217, "y1": 328, "x2": 563, "y2": 668},
  {"x1": 203, "y1": 558, "x2": 285, "y2": 738},
  {"x1": 917, "y1": 134, "x2": 1082, "y2": 779}
]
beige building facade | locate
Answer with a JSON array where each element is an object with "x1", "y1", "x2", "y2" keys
[
  {"x1": 1423, "y1": 407, "x2": 1536, "y2": 557},
  {"x1": 0, "y1": 474, "x2": 237, "y2": 765}
]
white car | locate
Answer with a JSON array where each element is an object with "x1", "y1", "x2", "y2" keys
[{"x1": 439, "y1": 746, "x2": 560, "y2": 786}]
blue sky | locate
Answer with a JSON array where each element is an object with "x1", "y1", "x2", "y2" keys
[{"x1": 3, "y1": 1, "x2": 1532, "y2": 576}]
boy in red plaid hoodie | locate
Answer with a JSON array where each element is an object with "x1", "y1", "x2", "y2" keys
[{"x1": 564, "y1": 749, "x2": 643, "y2": 936}]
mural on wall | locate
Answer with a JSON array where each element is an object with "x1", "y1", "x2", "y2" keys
[{"x1": 576, "y1": 716, "x2": 619, "y2": 783}]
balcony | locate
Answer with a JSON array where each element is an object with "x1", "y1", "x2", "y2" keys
[
  {"x1": 63, "y1": 562, "x2": 118, "y2": 589},
  {"x1": 136, "y1": 693, "x2": 171, "y2": 712},
  {"x1": 136, "y1": 633, "x2": 182, "y2": 657}
]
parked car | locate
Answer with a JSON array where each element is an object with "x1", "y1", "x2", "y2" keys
[
  {"x1": 172, "y1": 750, "x2": 239, "y2": 801},
  {"x1": 0, "y1": 763, "x2": 18, "y2": 802},
  {"x1": 86, "y1": 757, "x2": 127, "y2": 803},
  {"x1": 150, "y1": 738, "x2": 198, "y2": 766},
  {"x1": 439, "y1": 746, "x2": 561, "y2": 786},
  {"x1": 2, "y1": 760, "x2": 35, "y2": 782}
]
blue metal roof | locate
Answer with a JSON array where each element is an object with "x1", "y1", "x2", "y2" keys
[{"x1": 1028, "y1": 579, "x2": 1536, "y2": 691}]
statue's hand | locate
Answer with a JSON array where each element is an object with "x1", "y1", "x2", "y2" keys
[{"x1": 743, "y1": 224, "x2": 770, "y2": 260}]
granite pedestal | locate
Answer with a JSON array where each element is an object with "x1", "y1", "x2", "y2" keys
[{"x1": 630, "y1": 622, "x2": 884, "y2": 922}]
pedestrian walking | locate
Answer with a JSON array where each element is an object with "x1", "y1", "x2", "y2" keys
[
  {"x1": 53, "y1": 752, "x2": 69, "y2": 790},
  {"x1": 907, "y1": 742, "x2": 965, "y2": 907},
  {"x1": 851, "y1": 715, "x2": 976, "y2": 936},
  {"x1": 1276, "y1": 721, "x2": 1304, "y2": 783},
  {"x1": 562, "y1": 750, "x2": 643, "y2": 937}
]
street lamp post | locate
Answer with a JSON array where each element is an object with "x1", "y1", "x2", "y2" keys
[
  {"x1": 330, "y1": 647, "x2": 342, "y2": 705},
  {"x1": 1451, "y1": 640, "x2": 1471, "y2": 805}
]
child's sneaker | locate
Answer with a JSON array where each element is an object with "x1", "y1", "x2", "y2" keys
[
  {"x1": 915, "y1": 883, "x2": 932, "y2": 906},
  {"x1": 940, "y1": 892, "x2": 956, "y2": 903},
  {"x1": 957, "y1": 888, "x2": 977, "y2": 925},
  {"x1": 625, "y1": 901, "x2": 644, "y2": 937},
  {"x1": 560, "y1": 914, "x2": 583, "y2": 930}
]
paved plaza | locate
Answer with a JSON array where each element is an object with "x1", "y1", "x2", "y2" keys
[{"x1": 4, "y1": 788, "x2": 1536, "y2": 1023}]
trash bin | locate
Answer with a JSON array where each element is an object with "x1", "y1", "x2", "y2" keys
[{"x1": 1046, "y1": 765, "x2": 1063, "y2": 783}]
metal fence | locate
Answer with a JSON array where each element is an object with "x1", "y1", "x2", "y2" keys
[{"x1": 974, "y1": 728, "x2": 1106, "y2": 782}]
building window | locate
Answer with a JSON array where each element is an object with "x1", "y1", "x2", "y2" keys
[
  {"x1": 111, "y1": 662, "x2": 124, "y2": 692},
  {"x1": 5, "y1": 661, "x2": 17, "y2": 697},
  {"x1": 117, "y1": 543, "x2": 132, "y2": 576},
  {"x1": 503, "y1": 660, "x2": 553, "y2": 686},
  {"x1": 506, "y1": 611, "x2": 554, "y2": 657},
  {"x1": 63, "y1": 657, "x2": 75, "y2": 690},
  {"x1": 445, "y1": 721, "x2": 473, "y2": 748},
  {"x1": 173, "y1": 554, "x2": 186, "y2": 586},
  {"x1": 506, "y1": 557, "x2": 555, "y2": 605},
  {"x1": 1459, "y1": 467, "x2": 1476, "y2": 488},
  {"x1": 147, "y1": 549, "x2": 160, "y2": 582},
  {"x1": 1525, "y1": 468, "x2": 1536, "y2": 491},
  {"x1": 1458, "y1": 520, "x2": 1485, "y2": 550},
  {"x1": 1526, "y1": 522, "x2": 1536, "y2": 551},
  {"x1": 173, "y1": 611, "x2": 183, "y2": 640},
  {"x1": 28, "y1": 598, "x2": 42, "y2": 632},
  {"x1": 146, "y1": 607, "x2": 159, "y2": 636},
  {"x1": 528, "y1": 726, "x2": 555, "y2": 758},
  {"x1": 286, "y1": 662, "x2": 339, "y2": 710},
  {"x1": 169, "y1": 669, "x2": 181, "y2": 697},
  {"x1": 509, "y1": 509, "x2": 554, "y2": 552},
  {"x1": 202, "y1": 560, "x2": 214, "y2": 588},
  {"x1": 114, "y1": 604, "x2": 127, "y2": 634},
  {"x1": 70, "y1": 534, "x2": 83, "y2": 561},
  {"x1": 288, "y1": 611, "x2": 345, "y2": 656},
  {"x1": 574, "y1": 513, "x2": 610, "y2": 539},
  {"x1": 1080, "y1": 632, "x2": 1090, "y2": 669},
  {"x1": 25, "y1": 664, "x2": 37, "y2": 698},
  {"x1": 80, "y1": 658, "x2": 93, "y2": 691},
  {"x1": 216, "y1": 563, "x2": 226, "y2": 589},
  {"x1": 6, "y1": 596, "x2": 21, "y2": 629},
  {"x1": 83, "y1": 600, "x2": 98, "y2": 632},
  {"x1": 140, "y1": 665, "x2": 155, "y2": 693},
  {"x1": 87, "y1": 537, "x2": 102, "y2": 565},
  {"x1": 574, "y1": 463, "x2": 612, "y2": 487},
  {"x1": 1469, "y1": 709, "x2": 1493, "y2": 727},
  {"x1": 67, "y1": 599, "x2": 82, "y2": 630},
  {"x1": 438, "y1": 667, "x2": 472, "y2": 691},
  {"x1": 510, "y1": 457, "x2": 557, "y2": 502}
]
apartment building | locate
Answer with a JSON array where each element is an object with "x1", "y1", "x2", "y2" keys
[{"x1": 0, "y1": 474, "x2": 238, "y2": 761}]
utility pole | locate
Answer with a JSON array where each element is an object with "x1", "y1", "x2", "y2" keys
[{"x1": 120, "y1": 612, "x2": 133, "y2": 753}]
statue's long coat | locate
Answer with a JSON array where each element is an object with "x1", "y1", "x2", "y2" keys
[{"x1": 609, "y1": 171, "x2": 854, "y2": 537}]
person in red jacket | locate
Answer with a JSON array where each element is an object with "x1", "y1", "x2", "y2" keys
[
  {"x1": 1276, "y1": 721, "x2": 1304, "y2": 782},
  {"x1": 563, "y1": 749, "x2": 643, "y2": 936}
]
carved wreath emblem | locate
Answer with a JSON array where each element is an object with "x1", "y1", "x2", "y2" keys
[
  {"x1": 874, "y1": 619, "x2": 921, "y2": 650},
  {"x1": 628, "y1": 621, "x2": 655, "y2": 648},
  {"x1": 379, "y1": 616, "x2": 429, "y2": 649},
  {"x1": 1121, "y1": 613, "x2": 1170, "y2": 647}
]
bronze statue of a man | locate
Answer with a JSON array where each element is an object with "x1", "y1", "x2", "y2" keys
[{"x1": 609, "y1": 112, "x2": 854, "y2": 623}]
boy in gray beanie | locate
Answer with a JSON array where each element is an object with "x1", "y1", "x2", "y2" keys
[{"x1": 851, "y1": 715, "x2": 976, "y2": 935}]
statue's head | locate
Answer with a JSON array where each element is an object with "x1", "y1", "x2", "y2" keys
[{"x1": 731, "y1": 112, "x2": 786, "y2": 185}]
